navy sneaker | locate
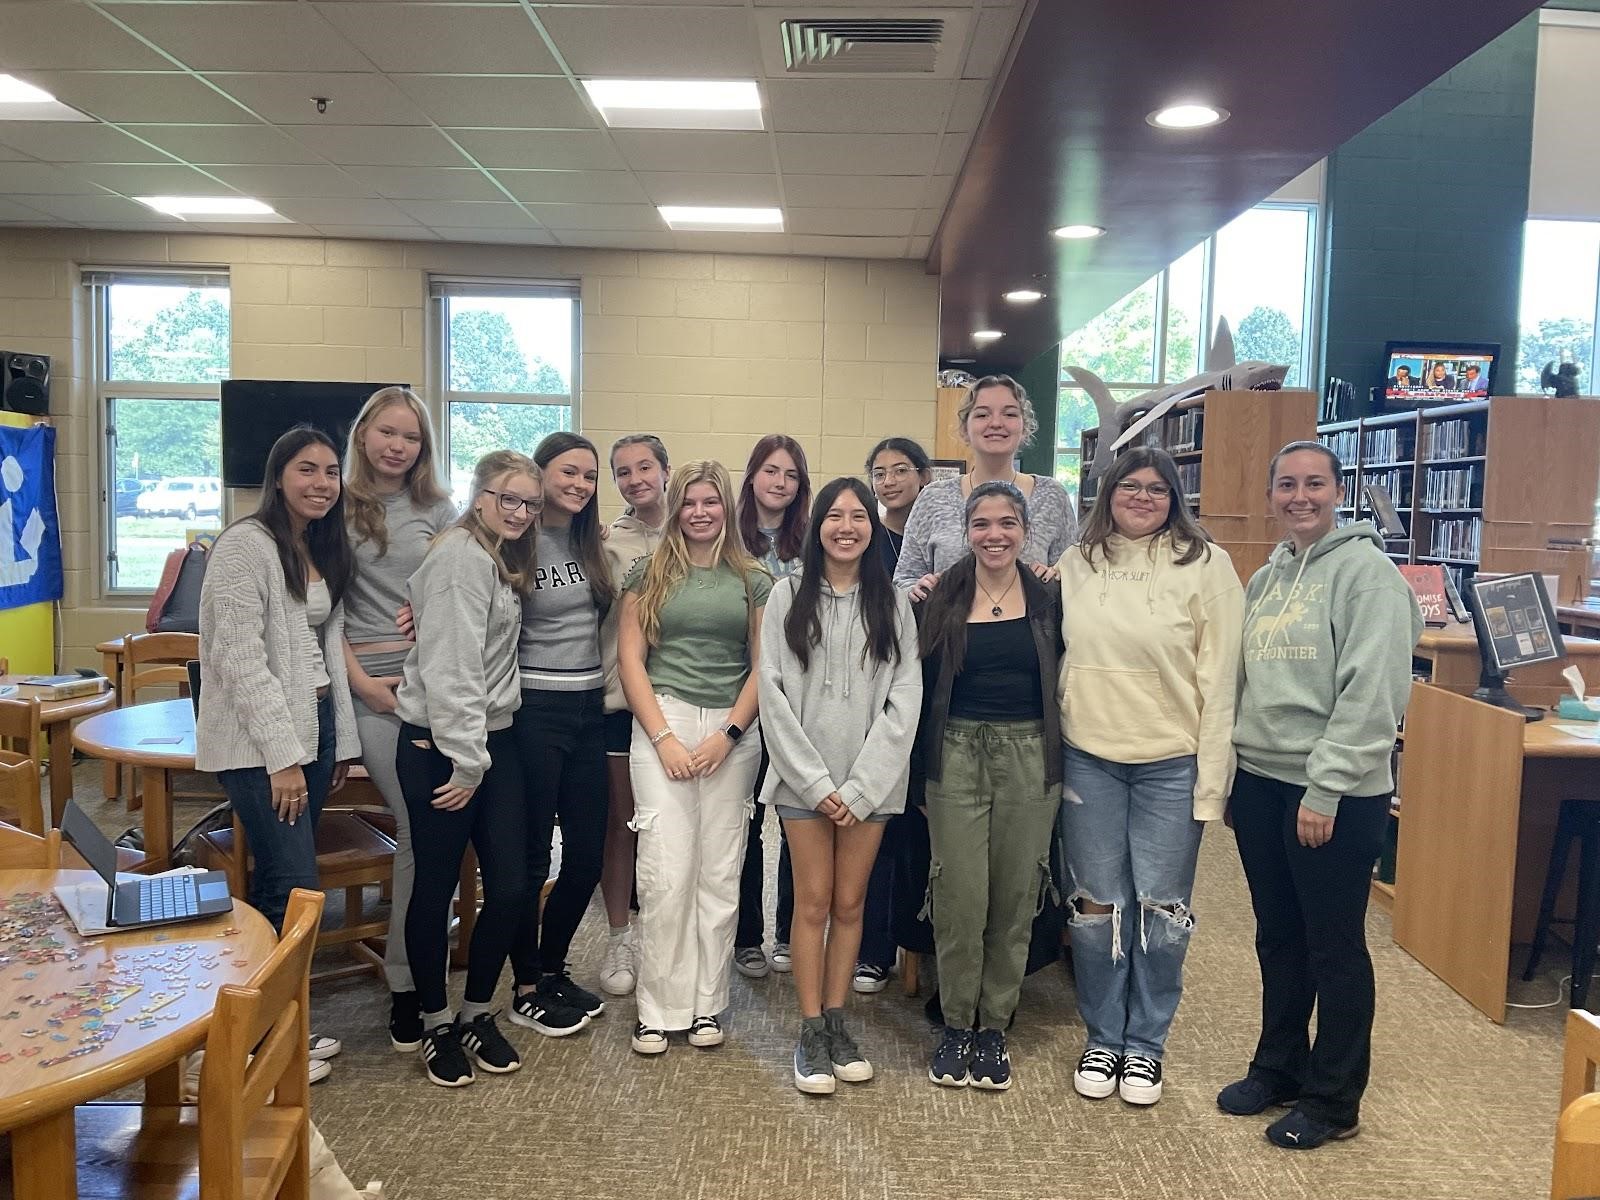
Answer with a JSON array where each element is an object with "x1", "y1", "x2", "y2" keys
[
  {"x1": 1217, "y1": 1074, "x2": 1299, "y2": 1116},
  {"x1": 928, "y1": 1026, "x2": 974, "y2": 1087},
  {"x1": 458, "y1": 1012, "x2": 521, "y2": 1074},
  {"x1": 538, "y1": 969, "x2": 605, "y2": 1018},
  {"x1": 969, "y1": 1028, "x2": 1011, "y2": 1091},
  {"x1": 1266, "y1": 1107, "x2": 1360, "y2": 1150}
]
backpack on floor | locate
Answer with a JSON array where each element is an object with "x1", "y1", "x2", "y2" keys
[{"x1": 146, "y1": 542, "x2": 208, "y2": 633}]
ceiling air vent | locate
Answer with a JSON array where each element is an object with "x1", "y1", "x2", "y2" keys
[{"x1": 779, "y1": 16, "x2": 944, "y2": 75}]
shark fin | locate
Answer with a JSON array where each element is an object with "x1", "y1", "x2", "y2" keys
[{"x1": 1208, "y1": 317, "x2": 1236, "y2": 371}]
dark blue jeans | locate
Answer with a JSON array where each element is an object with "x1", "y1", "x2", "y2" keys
[{"x1": 217, "y1": 693, "x2": 335, "y2": 933}]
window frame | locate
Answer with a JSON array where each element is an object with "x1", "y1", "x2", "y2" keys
[{"x1": 87, "y1": 267, "x2": 230, "y2": 597}]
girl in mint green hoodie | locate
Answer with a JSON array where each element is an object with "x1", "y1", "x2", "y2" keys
[{"x1": 1218, "y1": 441, "x2": 1422, "y2": 1151}]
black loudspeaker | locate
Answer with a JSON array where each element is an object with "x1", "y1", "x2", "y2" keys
[{"x1": 3, "y1": 352, "x2": 50, "y2": 414}]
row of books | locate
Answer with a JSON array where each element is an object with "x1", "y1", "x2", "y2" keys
[
  {"x1": 1421, "y1": 417, "x2": 1483, "y2": 461},
  {"x1": 1175, "y1": 462, "x2": 1201, "y2": 497},
  {"x1": 1362, "y1": 426, "x2": 1409, "y2": 464},
  {"x1": 1428, "y1": 515, "x2": 1482, "y2": 560},
  {"x1": 1362, "y1": 468, "x2": 1411, "y2": 509},
  {"x1": 1321, "y1": 429, "x2": 1359, "y2": 464},
  {"x1": 1163, "y1": 410, "x2": 1203, "y2": 453},
  {"x1": 1420, "y1": 464, "x2": 1481, "y2": 511}
]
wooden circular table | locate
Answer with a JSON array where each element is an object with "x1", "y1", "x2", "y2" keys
[
  {"x1": 0, "y1": 867, "x2": 275, "y2": 1200},
  {"x1": 0, "y1": 678, "x2": 116, "y2": 826},
  {"x1": 70, "y1": 700, "x2": 194, "y2": 872}
]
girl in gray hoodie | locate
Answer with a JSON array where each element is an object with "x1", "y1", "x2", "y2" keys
[{"x1": 758, "y1": 477, "x2": 922, "y2": 1095}]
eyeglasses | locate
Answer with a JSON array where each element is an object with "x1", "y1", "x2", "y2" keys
[
  {"x1": 1113, "y1": 480, "x2": 1173, "y2": 500},
  {"x1": 870, "y1": 465, "x2": 919, "y2": 483},
  {"x1": 483, "y1": 488, "x2": 542, "y2": 515}
]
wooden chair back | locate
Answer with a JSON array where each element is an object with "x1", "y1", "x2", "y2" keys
[
  {"x1": 197, "y1": 887, "x2": 323, "y2": 1200},
  {"x1": 0, "y1": 820, "x2": 61, "y2": 869},
  {"x1": 0, "y1": 748, "x2": 46, "y2": 834},
  {"x1": 0, "y1": 695, "x2": 44, "y2": 771},
  {"x1": 1555, "y1": 1009, "x2": 1600, "y2": 1198},
  {"x1": 125, "y1": 632, "x2": 200, "y2": 702}
]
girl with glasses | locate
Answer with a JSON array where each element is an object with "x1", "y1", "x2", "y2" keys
[
  {"x1": 866, "y1": 436, "x2": 933, "y2": 575},
  {"x1": 1055, "y1": 447, "x2": 1243, "y2": 1106}
]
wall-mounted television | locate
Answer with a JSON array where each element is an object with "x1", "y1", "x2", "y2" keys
[
  {"x1": 1382, "y1": 341, "x2": 1500, "y2": 404},
  {"x1": 220, "y1": 379, "x2": 404, "y2": 488}
]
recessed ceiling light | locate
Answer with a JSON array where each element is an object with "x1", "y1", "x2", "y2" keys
[
  {"x1": 0, "y1": 75, "x2": 54, "y2": 104},
  {"x1": 658, "y1": 205, "x2": 783, "y2": 232},
  {"x1": 135, "y1": 196, "x2": 290, "y2": 222},
  {"x1": 1051, "y1": 224, "x2": 1105, "y2": 240},
  {"x1": 1147, "y1": 103, "x2": 1229, "y2": 129},
  {"x1": 1003, "y1": 289, "x2": 1045, "y2": 303},
  {"x1": 0, "y1": 73, "x2": 93, "y2": 121},
  {"x1": 973, "y1": 330, "x2": 1004, "y2": 342},
  {"x1": 948, "y1": 358, "x2": 976, "y2": 364},
  {"x1": 583, "y1": 79, "x2": 763, "y2": 130}
]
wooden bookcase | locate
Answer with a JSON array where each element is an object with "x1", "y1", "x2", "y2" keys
[
  {"x1": 1078, "y1": 389, "x2": 1318, "y2": 583},
  {"x1": 1317, "y1": 395, "x2": 1600, "y2": 602}
]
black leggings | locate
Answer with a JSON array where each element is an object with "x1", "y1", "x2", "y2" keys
[
  {"x1": 400, "y1": 722, "x2": 530, "y2": 1016},
  {"x1": 511, "y1": 688, "x2": 609, "y2": 983}
]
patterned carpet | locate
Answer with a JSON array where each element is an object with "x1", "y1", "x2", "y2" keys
[{"x1": 73, "y1": 764, "x2": 1566, "y2": 1200}]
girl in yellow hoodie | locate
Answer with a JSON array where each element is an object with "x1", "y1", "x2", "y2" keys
[{"x1": 1055, "y1": 446, "x2": 1243, "y2": 1107}]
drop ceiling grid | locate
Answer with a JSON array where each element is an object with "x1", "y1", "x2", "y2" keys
[{"x1": 0, "y1": 0, "x2": 1022, "y2": 257}]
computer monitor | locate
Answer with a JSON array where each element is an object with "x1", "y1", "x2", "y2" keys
[
  {"x1": 1382, "y1": 341, "x2": 1499, "y2": 403},
  {"x1": 1465, "y1": 571, "x2": 1566, "y2": 720}
]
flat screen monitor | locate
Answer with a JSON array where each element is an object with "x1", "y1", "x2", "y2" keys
[
  {"x1": 1382, "y1": 341, "x2": 1499, "y2": 403},
  {"x1": 220, "y1": 379, "x2": 403, "y2": 488},
  {"x1": 1465, "y1": 571, "x2": 1565, "y2": 720}
]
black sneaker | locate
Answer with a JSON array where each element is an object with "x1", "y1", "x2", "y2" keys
[
  {"x1": 1265, "y1": 1107, "x2": 1360, "y2": 1150},
  {"x1": 509, "y1": 990, "x2": 591, "y2": 1037},
  {"x1": 538, "y1": 969, "x2": 606, "y2": 1018},
  {"x1": 928, "y1": 1026, "x2": 974, "y2": 1087},
  {"x1": 458, "y1": 1012, "x2": 521, "y2": 1074},
  {"x1": 1118, "y1": 1052, "x2": 1162, "y2": 1105},
  {"x1": 1073, "y1": 1047, "x2": 1121, "y2": 1099},
  {"x1": 389, "y1": 991, "x2": 422, "y2": 1053},
  {"x1": 420, "y1": 1022, "x2": 474, "y2": 1088},
  {"x1": 1217, "y1": 1074, "x2": 1299, "y2": 1116},
  {"x1": 969, "y1": 1028, "x2": 1011, "y2": 1091}
]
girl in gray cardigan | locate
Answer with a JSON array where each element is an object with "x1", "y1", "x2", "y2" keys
[{"x1": 757, "y1": 477, "x2": 922, "y2": 1095}]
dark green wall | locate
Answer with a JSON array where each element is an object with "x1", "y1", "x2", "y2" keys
[
  {"x1": 1015, "y1": 344, "x2": 1062, "y2": 476},
  {"x1": 1321, "y1": 13, "x2": 1539, "y2": 403}
]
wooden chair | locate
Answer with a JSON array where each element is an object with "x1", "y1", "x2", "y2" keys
[
  {"x1": 1556, "y1": 1009, "x2": 1600, "y2": 1198},
  {"x1": 0, "y1": 747, "x2": 46, "y2": 834},
  {"x1": 72, "y1": 888, "x2": 324, "y2": 1200},
  {"x1": 0, "y1": 694, "x2": 45, "y2": 788},
  {"x1": 118, "y1": 632, "x2": 202, "y2": 810},
  {"x1": 0, "y1": 819, "x2": 61, "y2": 869}
]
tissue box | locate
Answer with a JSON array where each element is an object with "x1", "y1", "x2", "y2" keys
[{"x1": 1557, "y1": 695, "x2": 1600, "y2": 722}]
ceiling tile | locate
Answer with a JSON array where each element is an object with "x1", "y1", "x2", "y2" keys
[
  {"x1": 65, "y1": 162, "x2": 242, "y2": 195},
  {"x1": 553, "y1": 230, "x2": 675, "y2": 251},
  {"x1": 205, "y1": 163, "x2": 379, "y2": 198},
  {"x1": 313, "y1": 4, "x2": 559, "y2": 74},
  {"x1": 524, "y1": 203, "x2": 662, "y2": 233},
  {"x1": 781, "y1": 174, "x2": 928, "y2": 209},
  {"x1": 345, "y1": 166, "x2": 505, "y2": 201},
  {"x1": 934, "y1": 132, "x2": 974, "y2": 175},
  {"x1": 0, "y1": 3, "x2": 173, "y2": 71},
  {"x1": 0, "y1": 198, "x2": 54, "y2": 221},
  {"x1": 110, "y1": 2, "x2": 371, "y2": 72},
  {"x1": 788, "y1": 208, "x2": 917, "y2": 237},
  {"x1": 492, "y1": 170, "x2": 647, "y2": 204},
  {"x1": 391, "y1": 76, "x2": 592, "y2": 130},
  {"x1": 946, "y1": 78, "x2": 991, "y2": 134},
  {"x1": 537, "y1": 6, "x2": 758, "y2": 76},
  {"x1": 310, "y1": 224, "x2": 441, "y2": 241},
  {"x1": 789, "y1": 234, "x2": 908, "y2": 259},
  {"x1": 766, "y1": 80, "x2": 957, "y2": 136},
  {"x1": 18, "y1": 193, "x2": 184, "y2": 223},
  {"x1": 963, "y1": 6, "x2": 1023, "y2": 80},
  {"x1": 670, "y1": 230, "x2": 790, "y2": 255},
  {"x1": 610, "y1": 130, "x2": 770, "y2": 174},
  {"x1": 426, "y1": 226, "x2": 558, "y2": 246},
  {"x1": 636, "y1": 170, "x2": 779, "y2": 207},
  {"x1": 913, "y1": 208, "x2": 940, "y2": 236},
  {"x1": 390, "y1": 199, "x2": 540, "y2": 229},
  {"x1": 0, "y1": 121, "x2": 178, "y2": 162},
  {"x1": 448, "y1": 129, "x2": 624, "y2": 171},
  {"x1": 909, "y1": 235, "x2": 932, "y2": 257},
  {"x1": 289, "y1": 124, "x2": 472, "y2": 167},
  {"x1": 0, "y1": 160, "x2": 106, "y2": 194},
  {"x1": 124, "y1": 123, "x2": 325, "y2": 165},
  {"x1": 11, "y1": 72, "x2": 252, "y2": 124},
  {"x1": 269, "y1": 196, "x2": 420, "y2": 225},
  {"x1": 207, "y1": 73, "x2": 429, "y2": 126},
  {"x1": 776, "y1": 133, "x2": 939, "y2": 176}
]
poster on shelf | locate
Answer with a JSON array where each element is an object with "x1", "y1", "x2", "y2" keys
[{"x1": 0, "y1": 422, "x2": 63, "y2": 611}]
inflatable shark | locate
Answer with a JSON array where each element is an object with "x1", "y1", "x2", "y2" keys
[{"x1": 1067, "y1": 318, "x2": 1289, "y2": 485}]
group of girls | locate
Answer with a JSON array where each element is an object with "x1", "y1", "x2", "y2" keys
[{"x1": 196, "y1": 373, "x2": 1420, "y2": 1152}]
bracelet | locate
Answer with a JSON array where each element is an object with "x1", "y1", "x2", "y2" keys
[{"x1": 650, "y1": 727, "x2": 674, "y2": 746}]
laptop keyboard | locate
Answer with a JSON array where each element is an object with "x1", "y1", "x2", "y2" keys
[{"x1": 138, "y1": 875, "x2": 198, "y2": 922}]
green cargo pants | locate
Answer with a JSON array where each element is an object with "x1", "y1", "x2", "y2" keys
[{"x1": 924, "y1": 718, "x2": 1060, "y2": 1031}]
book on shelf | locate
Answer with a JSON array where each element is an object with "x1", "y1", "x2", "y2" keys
[
  {"x1": 1320, "y1": 428, "x2": 1359, "y2": 464},
  {"x1": 1397, "y1": 564, "x2": 1452, "y2": 627},
  {"x1": 1175, "y1": 462, "x2": 1201, "y2": 496},
  {"x1": 1163, "y1": 409, "x2": 1203, "y2": 453},
  {"x1": 16, "y1": 673, "x2": 109, "y2": 700},
  {"x1": 1421, "y1": 464, "x2": 1480, "y2": 510},
  {"x1": 1421, "y1": 417, "x2": 1480, "y2": 460},
  {"x1": 1428, "y1": 515, "x2": 1481, "y2": 560},
  {"x1": 1361, "y1": 467, "x2": 1411, "y2": 508},
  {"x1": 1362, "y1": 426, "x2": 1403, "y2": 463}
]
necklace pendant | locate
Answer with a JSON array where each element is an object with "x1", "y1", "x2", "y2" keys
[{"x1": 991, "y1": 604, "x2": 1002, "y2": 617}]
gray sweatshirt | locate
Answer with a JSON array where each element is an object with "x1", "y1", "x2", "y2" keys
[
  {"x1": 893, "y1": 474, "x2": 1078, "y2": 588},
  {"x1": 518, "y1": 525, "x2": 604, "y2": 692},
  {"x1": 395, "y1": 527, "x2": 524, "y2": 790},
  {"x1": 757, "y1": 575, "x2": 923, "y2": 821},
  {"x1": 345, "y1": 492, "x2": 458, "y2": 675}
]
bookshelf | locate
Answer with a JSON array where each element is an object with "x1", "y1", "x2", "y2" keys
[
  {"x1": 1317, "y1": 396, "x2": 1600, "y2": 602},
  {"x1": 1078, "y1": 389, "x2": 1318, "y2": 582}
]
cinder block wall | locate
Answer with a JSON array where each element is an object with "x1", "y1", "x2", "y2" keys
[{"x1": 0, "y1": 229, "x2": 939, "y2": 666}]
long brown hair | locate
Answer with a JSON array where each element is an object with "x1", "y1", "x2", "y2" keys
[
  {"x1": 916, "y1": 481, "x2": 1029, "y2": 669},
  {"x1": 784, "y1": 477, "x2": 901, "y2": 670},
  {"x1": 737, "y1": 434, "x2": 811, "y2": 564},
  {"x1": 635, "y1": 460, "x2": 758, "y2": 648},
  {"x1": 1078, "y1": 446, "x2": 1212, "y2": 569},
  {"x1": 535, "y1": 431, "x2": 613, "y2": 616},
  {"x1": 343, "y1": 386, "x2": 448, "y2": 556},
  {"x1": 244, "y1": 425, "x2": 354, "y2": 605},
  {"x1": 451, "y1": 451, "x2": 541, "y2": 593}
]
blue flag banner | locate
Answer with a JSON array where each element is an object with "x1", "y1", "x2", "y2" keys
[{"x1": 0, "y1": 423, "x2": 64, "y2": 610}]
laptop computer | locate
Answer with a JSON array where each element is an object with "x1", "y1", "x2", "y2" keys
[{"x1": 59, "y1": 800, "x2": 233, "y2": 930}]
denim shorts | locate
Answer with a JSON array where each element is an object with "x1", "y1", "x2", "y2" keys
[{"x1": 775, "y1": 802, "x2": 891, "y2": 824}]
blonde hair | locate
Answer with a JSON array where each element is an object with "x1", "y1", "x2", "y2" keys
[
  {"x1": 344, "y1": 386, "x2": 449, "y2": 555},
  {"x1": 958, "y1": 374, "x2": 1040, "y2": 447},
  {"x1": 634, "y1": 460, "x2": 760, "y2": 647},
  {"x1": 451, "y1": 450, "x2": 542, "y2": 593}
]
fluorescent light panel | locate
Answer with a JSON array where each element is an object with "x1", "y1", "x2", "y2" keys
[
  {"x1": 973, "y1": 330, "x2": 1004, "y2": 341},
  {"x1": 583, "y1": 79, "x2": 763, "y2": 130},
  {"x1": 658, "y1": 205, "x2": 783, "y2": 232},
  {"x1": 0, "y1": 73, "x2": 93, "y2": 122},
  {"x1": 135, "y1": 196, "x2": 291, "y2": 223},
  {"x1": 1052, "y1": 224, "x2": 1106, "y2": 240},
  {"x1": 1004, "y1": 289, "x2": 1044, "y2": 303}
]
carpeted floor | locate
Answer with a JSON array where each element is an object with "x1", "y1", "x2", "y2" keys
[{"x1": 71, "y1": 762, "x2": 1567, "y2": 1200}]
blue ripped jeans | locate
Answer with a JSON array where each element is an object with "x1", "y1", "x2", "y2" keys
[{"x1": 1059, "y1": 746, "x2": 1202, "y2": 1060}]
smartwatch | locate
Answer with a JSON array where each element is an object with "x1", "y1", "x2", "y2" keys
[{"x1": 722, "y1": 722, "x2": 744, "y2": 742}]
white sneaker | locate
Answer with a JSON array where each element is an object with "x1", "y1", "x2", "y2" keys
[
  {"x1": 687, "y1": 1015, "x2": 724, "y2": 1047},
  {"x1": 309, "y1": 1033, "x2": 342, "y2": 1061},
  {"x1": 770, "y1": 943, "x2": 792, "y2": 973},
  {"x1": 599, "y1": 928, "x2": 637, "y2": 996},
  {"x1": 1073, "y1": 1047, "x2": 1120, "y2": 1100},
  {"x1": 309, "y1": 1057, "x2": 332, "y2": 1085}
]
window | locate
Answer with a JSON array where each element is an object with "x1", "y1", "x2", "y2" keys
[
  {"x1": 88, "y1": 270, "x2": 229, "y2": 592},
  {"x1": 1054, "y1": 202, "x2": 1320, "y2": 489},
  {"x1": 431, "y1": 279, "x2": 580, "y2": 504},
  {"x1": 1516, "y1": 219, "x2": 1600, "y2": 394}
]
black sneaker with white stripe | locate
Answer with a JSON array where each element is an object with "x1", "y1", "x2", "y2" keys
[
  {"x1": 420, "y1": 1022, "x2": 474, "y2": 1088},
  {"x1": 509, "y1": 990, "x2": 591, "y2": 1037},
  {"x1": 538, "y1": 969, "x2": 605, "y2": 1018},
  {"x1": 458, "y1": 1012, "x2": 521, "y2": 1074}
]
